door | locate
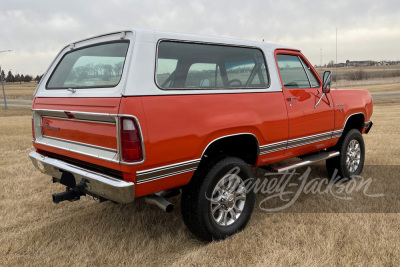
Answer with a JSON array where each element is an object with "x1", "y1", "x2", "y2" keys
[{"x1": 275, "y1": 51, "x2": 334, "y2": 157}]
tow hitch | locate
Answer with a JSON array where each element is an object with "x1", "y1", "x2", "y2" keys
[{"x1": 52, "y1": 178, "x2": 87, "y2": 204}]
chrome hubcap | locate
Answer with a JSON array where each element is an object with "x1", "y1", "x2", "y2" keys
[
  {"x1": 210, "y1": 172, "x2": 246, "y2": 226},
  {"x1": 346, "y1": 139, "x2": 361, "y2": 173}
]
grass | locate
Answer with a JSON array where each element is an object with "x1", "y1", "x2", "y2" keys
[
  {"x1": 0, "y1": 82, "x2": 37, "y2": 100},
  {"x1": 0, "y1": 99, "x2": 399, "y2": 266},
  {"x1": 0, "y1": 106, "x2": 31, "y2": 117},
  {"x1": 336, "y1": 77, "x2": 400, "y2": 91}
]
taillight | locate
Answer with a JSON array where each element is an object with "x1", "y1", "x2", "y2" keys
[{"x1": 120, "y1": 117, "x2": 143, "y2": 163}]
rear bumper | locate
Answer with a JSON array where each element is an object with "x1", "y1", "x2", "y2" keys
[{"x1": 29, "y1": 151, "x2": 135, "y2": 204}]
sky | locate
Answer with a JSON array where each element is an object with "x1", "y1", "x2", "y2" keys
[{"x1": 0, "y1": 0, "x2": 399, "y2": 76}]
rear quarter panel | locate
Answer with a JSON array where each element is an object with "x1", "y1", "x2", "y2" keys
[{"x1": 120, "y1": 92, "x2": 288, "y2": 197}]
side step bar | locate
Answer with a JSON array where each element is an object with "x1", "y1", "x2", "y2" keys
[{"x1": 273, "y1": 151, "x2": 340, "y2": 173}]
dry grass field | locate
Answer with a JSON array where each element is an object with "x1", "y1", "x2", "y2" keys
[
  {"x1": 0, "y1": 83, "x2": 37, "y2": 100},
  {"x1": 0, "y1": 80, "x2": 399, "y2": 266}
]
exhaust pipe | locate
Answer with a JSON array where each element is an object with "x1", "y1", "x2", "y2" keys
[
  {"x1": 145, "y1": 195, "x2": 174, "y2": 213},
  {"x1": 52, "y1": 189, "x2": 83, "y2": 204}
]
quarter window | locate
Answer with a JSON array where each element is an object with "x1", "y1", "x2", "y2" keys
[
  {"x1": 300, "y1": 58, "x2": 320, "y2": 88},
  {"x1": 276, "y1": 54, "x2": 319, "y2": 89},
  {"x1": 156, "y1": 41, "x2": 269, "y2": 89}
]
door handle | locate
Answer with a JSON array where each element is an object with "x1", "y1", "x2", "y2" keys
[{"x1": 286, "y1": 97, "x2": 298, "y2": 102}]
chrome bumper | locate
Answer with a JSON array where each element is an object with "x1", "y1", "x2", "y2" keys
[{"x1": 29, "y1": 151, "x2": 135, "y2": 204}]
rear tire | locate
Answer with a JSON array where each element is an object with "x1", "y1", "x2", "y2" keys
[
  {"x1": 181, "y1": 157, "x2": 255, "y2": 241},
  {"x1": 326, "y1": 129, "x2": 365, "y2": 181}
]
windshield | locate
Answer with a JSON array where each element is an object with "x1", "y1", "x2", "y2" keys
[{"x1": 47, "y1": 41, "x2": 129, "y2": 89}]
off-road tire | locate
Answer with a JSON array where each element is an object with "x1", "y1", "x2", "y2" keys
[
  {"x1": 326, "y1": 129, "x2": 365, "y2": 181},
  {"x1": 181, "y1": 157, "x2": 255, "y2": 241}
]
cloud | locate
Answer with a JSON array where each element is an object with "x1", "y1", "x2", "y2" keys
[{"x1": 0, "y1": 0, "x2": 399, "y2": 75}]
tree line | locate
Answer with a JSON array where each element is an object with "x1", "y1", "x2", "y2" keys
[
  {"x1": 1, "y1": 70, "x2": 43, "y2": 83},
  {"x1": 66, "y1": 62, "x2": 124, "y2": 82}
]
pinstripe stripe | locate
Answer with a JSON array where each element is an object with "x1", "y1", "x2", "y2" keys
[
  {"x1": 136, "y1": 129, "x2": 345, "y2": 184},
  {"x1": 136, "y1": 159, "x2": 200, "y2": 184},
  {"x1": 259, "y1": 129, "x2": 344, "y2": 155}
]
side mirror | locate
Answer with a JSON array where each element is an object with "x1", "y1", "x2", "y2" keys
[
  {"x1": 322, "y1": 71, "x2": 331, "y2": 93},
  {"x1": 315, "y1": 71, "x2": 332, "y2": 109}
]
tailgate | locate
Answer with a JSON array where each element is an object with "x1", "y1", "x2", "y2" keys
[{"x1": 32, "y1": 97, "x2": 122, "y2": 164}]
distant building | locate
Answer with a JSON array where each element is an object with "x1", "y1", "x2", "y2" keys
[
  {"x1": 346, "y1": 60, "x2": 375, "y2": 67},
  {"x1": 376, "y1": 61, "x2": 389, "y2": 66},
  {"x1": 334, "y1": 63, "x2": 346, "y2": 68}
]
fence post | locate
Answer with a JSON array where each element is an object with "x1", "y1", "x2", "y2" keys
[{"x1": 0, "y1": 66, "x2": 8, "y2": 110}]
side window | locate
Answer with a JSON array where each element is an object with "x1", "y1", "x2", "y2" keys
[
  {"x1": 276, "y1": 54, "x2": 310, "y2": 89},
  {"x1": 156, "y1": 41, "x2": 269, "y2": 89},
  {"x1": 156, "y1": 59, "x2": 178, "y2": 88},
  {"x1": 225, "y1": 59, "x2": 267, "y2": 87},
  {"x1": 225, "y1": 60, "x2": 255, "y2": 86},
  {"x1": 185, "y1": 63, "x2": 222, "y2": 88},
  {"x1": 300, "y1": 58, "x2": 320, "y2": 88},
  {"x1": 251, "y1": 64, "x2": 268, "y2": 86}
]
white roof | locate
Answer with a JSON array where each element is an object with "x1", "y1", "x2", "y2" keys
[{"x1": 71, "y1": 28, "x2": 296, "y2": 52}]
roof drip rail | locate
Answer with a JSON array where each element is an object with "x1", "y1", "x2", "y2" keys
[{"x1": 120, "y1": 32, "x2": 126, "y2": 40}]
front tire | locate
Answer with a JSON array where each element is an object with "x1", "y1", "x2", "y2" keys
[
  {"x1": 181, "y1": 157, "x2": 255, "y2": 241},
  {"x1": 326, "y1": 129, "x2": 365, "y2": 180}
]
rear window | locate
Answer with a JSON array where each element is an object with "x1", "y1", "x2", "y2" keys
[
  {"x1": 47, "y1": 41, "x2": 129, "y2": 89},
  {"x1": 156, "y1": 41, "x2": 269, "y2": 90}
]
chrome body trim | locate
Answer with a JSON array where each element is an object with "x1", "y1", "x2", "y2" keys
[
  {"x1": 42, "y1": 115, "x2": 116, "y2": 125},
  {"x1": 42, "y1": 135, "x2": 118, "y2": 153},
  {"x1": 33, "y1": 139, "x2": 119, "y2": 162},
  {"x1": 29, "y1": 151, "x2": 135, "y2": 203},
  {"x1": 32, "y1": 109, "x2": 146, "y2": 166}
]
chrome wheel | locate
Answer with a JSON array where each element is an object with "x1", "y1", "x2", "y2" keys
[
  {"x1": 209, "y1": 171, "x2": 246, "y2": 226},
  {"x1": 346, "y1": 139, "x2": 361, "y2": 173}
]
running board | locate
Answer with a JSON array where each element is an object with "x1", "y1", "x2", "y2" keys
[{"x1": 273, "y1": 151, "x2": 340, "y2": 173}]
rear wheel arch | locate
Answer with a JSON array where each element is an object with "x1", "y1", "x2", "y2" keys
[{"x1": 200, "y1": 133, "x2": 260, "y2": 166}]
